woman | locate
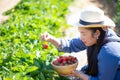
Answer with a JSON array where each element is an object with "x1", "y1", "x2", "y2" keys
[{"x1": 40, "y1": 6, "x2": 120, "y2": 80}]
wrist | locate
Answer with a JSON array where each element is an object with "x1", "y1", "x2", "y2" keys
[
  {"x1": 76, "y1": 71, "x2": 90, "y2": 80},
  {"x1": 49, "y1": 36, "x2": 60, "y2": 48}
]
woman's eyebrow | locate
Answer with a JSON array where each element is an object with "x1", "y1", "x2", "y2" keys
[{"x1": 80, "y1": 31, "x2": 86, "y2": 34}]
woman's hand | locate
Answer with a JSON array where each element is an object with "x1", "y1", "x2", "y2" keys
[
  {"x1": 58, "y1": 70, "x2": 80, "y2": 78},
  {"x1": 60, "y1": 70, "x2": 90, "y2": 80},
  {"x1": 40, "y1": 32, "x2": 53, "y2": 42},
  {"x1": 40, "y1": 32, "x2": 60, "y2": 48},
  {"x1": 72, "y1": 71, "x2": 90, "y2": 80}
]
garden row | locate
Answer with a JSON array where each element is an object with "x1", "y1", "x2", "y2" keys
[{"x1": 0, "y1": 0, "x2": 73, "y2": 80}]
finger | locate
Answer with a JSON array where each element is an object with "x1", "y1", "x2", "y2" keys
[
  {"x1": 59, "y1": 74, "x2": 70, "y2": 77},
  {"x1": 59, "y1": 73, "x2": 74, "y2": 77},
  {"x1": 45, "y1": 33, "x2": 48, "y2": 37},
  {"x1": 40, "y1": 34, "x2": 47, "y2": 41},
  {"x1": 40, "y1": 32, "x2": 50, "y2": 41},
  {"x1": 40, "y1": 35, "x2": 44, "y2": 40},
  {"x1": 43, "y1": 34, "x2": 49, "y2": 41}
]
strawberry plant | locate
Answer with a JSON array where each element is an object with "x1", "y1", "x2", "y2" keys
[{"x1": 0, "y1": 0, "x2": 73, "y2": 80}]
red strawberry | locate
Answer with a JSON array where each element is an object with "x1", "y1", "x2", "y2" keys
[
  {"x1": 53, "y1": 56, "x2": 77, "y2": 66},
  {"x1": 62, "y1": 61, "x2": 67, "y2": 65},
  {"x1": 53, "y1": 60, "x2": 58, "y2": 65},
  {"x1": 43, "y1": 44, "x2": 48, "y2": 49},
  {"x1": 58, "y1": 58, "x2": 63, "y2": 63}
]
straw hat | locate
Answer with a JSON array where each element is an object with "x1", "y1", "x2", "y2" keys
[{"x1": 74, "y1": 6, "x2": 115, "y2": 27}]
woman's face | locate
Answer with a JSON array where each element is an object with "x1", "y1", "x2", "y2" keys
[{"x1": 78, "y1": 27, "x2": 99, "y2": 46}]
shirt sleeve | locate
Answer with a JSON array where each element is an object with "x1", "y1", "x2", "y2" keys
[
  {"x1": 57, "y1": 38, "x2": 86, "y2": 53},
  {"x1": 90, "y1": 43, "x2": 120, "y2": 80}
]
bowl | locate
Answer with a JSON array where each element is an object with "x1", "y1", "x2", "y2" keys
[{"x1": 51, "y1": 56, "x2": 78, "y2": 75}]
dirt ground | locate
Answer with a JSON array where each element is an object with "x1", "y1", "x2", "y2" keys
[{"x1": 0, "y1": 0, "x2": 21, "y2": 24}]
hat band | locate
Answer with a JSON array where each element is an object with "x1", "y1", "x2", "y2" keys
[{"x1": 79, "y1": 19, "x2": 104, "y2": 25}]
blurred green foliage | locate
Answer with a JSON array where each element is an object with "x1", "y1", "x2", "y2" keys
[
  {"x1": 113, "y1": 0, "x2": 120, "y2": 26},
  {"x1": 0, "y1": 0, "x2": 73, "y2": 79}
]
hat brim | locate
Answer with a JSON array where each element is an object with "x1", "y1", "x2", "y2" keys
[{"x1": 73, "y1": 16, "x2": 115, "y2": 28}]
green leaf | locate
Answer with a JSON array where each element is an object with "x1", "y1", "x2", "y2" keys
[
  {"x1": 33, "y1": 58, "x2": 41, "y2": 68},
  {"x1": 2, "y1": 66, "x2": 10, "y2": 72},
  {"x1": 23, "y1": 76, "x2": 34, "y2": 80},
  {"x1": 40, "y1": 72, "x2": 45, "y2": 80},
  {"x1": 24, "y1": 66, "x2": 38, "y2": 74}
]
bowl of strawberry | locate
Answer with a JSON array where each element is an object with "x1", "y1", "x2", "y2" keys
[{"x1": 51, "y1": 55, "x2": 78, "y2": 75}]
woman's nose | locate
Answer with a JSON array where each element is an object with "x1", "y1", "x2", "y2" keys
[{"x1": 80, "y1": 36, "x2": 83, "y2": 40}]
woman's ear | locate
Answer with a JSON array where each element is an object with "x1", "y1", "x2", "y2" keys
[{"x1": 94, "y1": 30, "x2": 100, "y2": 39}]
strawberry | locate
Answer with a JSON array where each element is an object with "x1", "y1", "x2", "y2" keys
[
  {"x1": 53, "y1": 60, "x2": 58, "y2": 65},
  {"x1": 58, "y1": 58, "x2": 63, "y2": 63},
  {"x1": 43, "y1": 44, "x2": 48, "y2": 49},
  {"x1": 53, "y1": 55, "x2": 77, "y2": 66}
]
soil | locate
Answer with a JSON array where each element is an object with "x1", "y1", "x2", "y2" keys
[{"x1": 0, "y1": 0, "x2": 21, "y2": 24}]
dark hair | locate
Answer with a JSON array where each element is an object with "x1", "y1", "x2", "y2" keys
[{"x1": 85, "y1": 27, "x2": 106, "y2": 76}]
